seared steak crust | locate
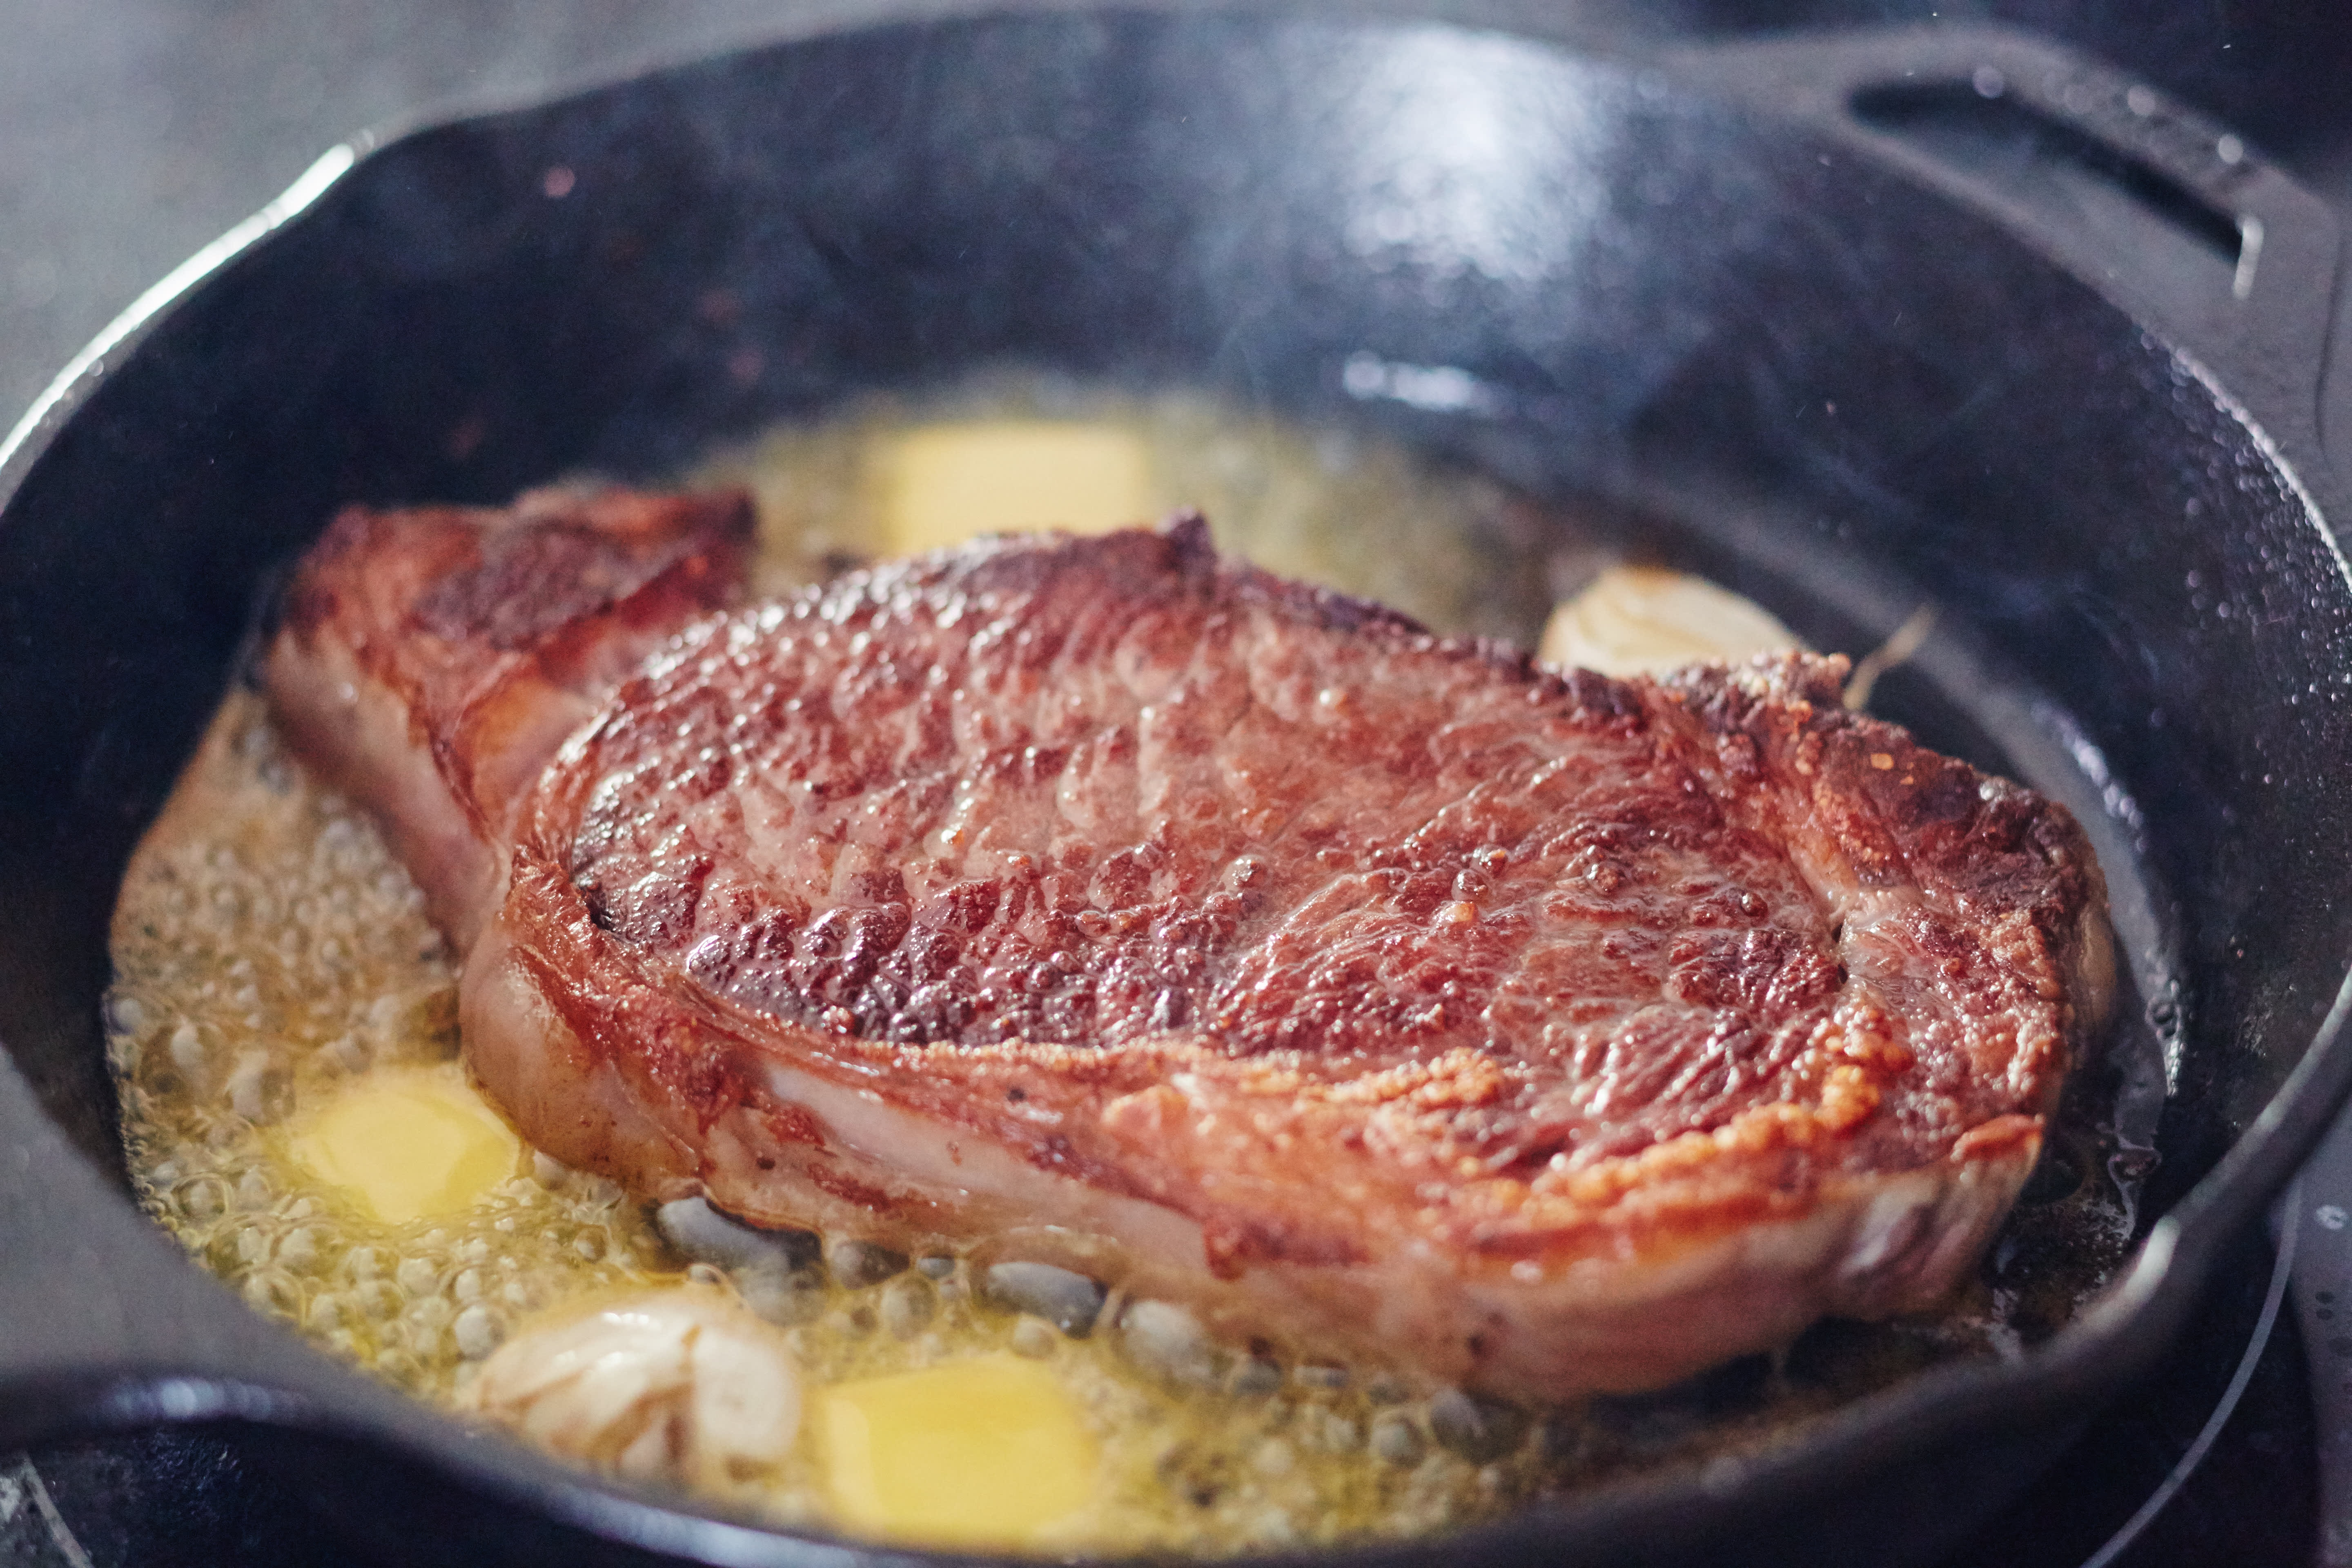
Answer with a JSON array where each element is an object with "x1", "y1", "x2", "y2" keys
[
  {"x1": 268, "y1": 497, "x2": 2110, "y2": 1396},
  {"x1": 265, "y1": 487, "x2": 753, "y2": 946}
]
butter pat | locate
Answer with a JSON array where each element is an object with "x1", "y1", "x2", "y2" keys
[
  {"x1": 874, "y1": 421, "x2": 1153, "y2": 554},
  {"x1": 817, "y1": 1353, "x2": 1098, "y2": 1547},
  {"x1": 287, "y1": 1066, "x2": 523, "y2": 1225}
]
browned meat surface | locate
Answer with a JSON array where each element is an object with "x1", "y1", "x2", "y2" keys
[
  {"x1": 266, "y1": 495, "x2": 2112, "y2": 1397},
  {"x1": 264, "y1": 486, "x2": 753, "y2": 947}
]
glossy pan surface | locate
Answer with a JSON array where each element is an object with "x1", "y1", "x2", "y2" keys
[{"x1": 0, "y1": 8, "x2": 2349, "y2": 1565}]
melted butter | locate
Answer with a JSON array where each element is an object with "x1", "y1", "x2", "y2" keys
[
  {"x1": 110, "y1": 695, "x2": 673, "y2": 1403},
  {"x1": 108, "y1": 381, "x2": 2141, "y2": 1553}
]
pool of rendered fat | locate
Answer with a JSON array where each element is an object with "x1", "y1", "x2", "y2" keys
[{"x1": 100, "y1": 383, "x2": 2162, "y2": 1555}]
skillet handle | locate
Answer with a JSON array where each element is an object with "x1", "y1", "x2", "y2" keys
[
  {"x1": 0, "y1": 1046, "x2": 327, "y2": 1448},
  {"x1": 1664, "y1": 25, "x2": 2348, "y2": 505}
]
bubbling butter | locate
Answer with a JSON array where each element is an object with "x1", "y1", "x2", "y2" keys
[{"x1": 109, "y1": 381, "x2": 2102, "y2": 1555}]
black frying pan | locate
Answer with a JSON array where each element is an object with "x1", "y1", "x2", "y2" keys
[{"x1": 2, "y1": 9, "x2": 2348, "y2": 1566}]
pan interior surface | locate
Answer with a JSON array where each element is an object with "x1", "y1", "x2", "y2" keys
[{"x1": 1, "y1": 12, "x2": 2349, "y2": 1568}]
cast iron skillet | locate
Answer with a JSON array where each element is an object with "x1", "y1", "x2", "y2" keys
[{"x1": 1, "y1": 7, "x2": 2349, "y2": 1565}]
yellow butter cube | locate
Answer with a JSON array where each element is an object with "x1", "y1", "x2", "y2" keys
[
  {"x1": 817, "y1": 1353, "x2": 1098, "y2": 1547},
  {"x1": 874, "y1": 421, "x2": 1154, "y2": 554},
  {"x1": 287, "y1": 1066, "x2": 523, "y2": 1225}
]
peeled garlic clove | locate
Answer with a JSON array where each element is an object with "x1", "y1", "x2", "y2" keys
[
  {"x1": 460, "y1": 1285, "x2": 800, "y2": 1489},
  {"x1": 688, "y1": 1320, "x2": 803, "y2": 1481},
  {"x1": 1539, "y1": 564, "x2": 1802, "y2": 678}
]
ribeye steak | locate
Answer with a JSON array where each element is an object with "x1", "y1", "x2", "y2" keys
[{"x1": 265, "y1": 490, "x2": 2112, "y2": 1396}]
